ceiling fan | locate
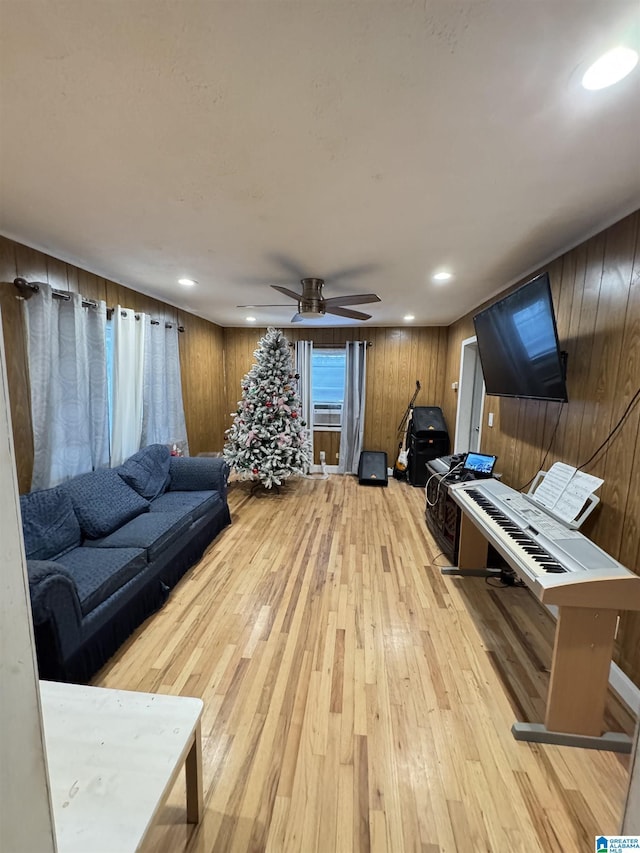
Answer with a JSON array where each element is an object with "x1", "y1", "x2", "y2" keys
[{"x1": 238, "y1": 277, "x2": 381, "y2": 322}]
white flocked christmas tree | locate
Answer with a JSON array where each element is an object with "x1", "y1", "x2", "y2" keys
[{"x1": 224, "y1": 327, "x2": 312, "y2": 489}]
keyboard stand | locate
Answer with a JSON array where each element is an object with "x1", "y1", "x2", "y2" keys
[
  {"x1": 452, "y1": 499, "x2": 634, "y2": 753},
  {"x1": 512, "y1": 724, "x2": 632, "y2": 752}
]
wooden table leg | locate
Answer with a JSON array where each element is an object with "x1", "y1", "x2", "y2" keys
[{"x1": 185, "y1": 721, "x2": 203, "y2": 824}]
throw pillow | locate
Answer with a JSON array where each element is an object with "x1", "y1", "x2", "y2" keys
[
  {"x1": 20, "y1": 487, "x2": 82, "y2": 561},
  {"x1": 60, "y1": 469, "x2": 150, "y2": 539},
  {"x1": 117, "y1": 444, "x2": 171, "y2": 500}
]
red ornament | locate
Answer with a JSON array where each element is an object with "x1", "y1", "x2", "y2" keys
[
  {"x1": 252, "y1": 467, "x2": 258, "y2": 474},
  {"x1": 291, "y1": 411, "x2": 298, "y2": 418},
  {"x1": 266, "y1": 401, "x2": 273, "y2": 407}
]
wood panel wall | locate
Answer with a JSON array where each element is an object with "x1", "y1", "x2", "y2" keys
[
  {"x1": 0, "y1": 235, "x2": 226, "y2": 493},
  {"x1": 222, "y1": 325, "x2": 449, "y2": 467},
  {"x1": 445, "y1": 210, "x2": 640, "y2": 685}
]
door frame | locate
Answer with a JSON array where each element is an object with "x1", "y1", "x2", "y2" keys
[{"x1": 454, "y1": 335, "x2": 485, "y2": 454}]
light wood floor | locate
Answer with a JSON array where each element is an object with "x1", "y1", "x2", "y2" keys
[{"x1": 94, "y1": 475, "x2": 635, "y2": 852}]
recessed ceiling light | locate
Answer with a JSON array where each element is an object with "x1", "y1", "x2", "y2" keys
[
  {"x1": 246, "y1": 316, "x2": 256, "y2": 323},
  {"x1": 433, "y1": 271, "x2": 452, "y2": 283},
  {"x1": 404, "y1": 314, "x2": 415, "y2": 321},
  {"x1": 582, "y1": 46, "x2": 638, "y2": 90},
  {"x1": 178, "y1": 278, "x2": 197, "y2": 287}
]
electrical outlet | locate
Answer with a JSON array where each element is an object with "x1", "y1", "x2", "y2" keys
[
  {"x1": 319, "y1": 450, "x2": 326, "y2": 463},
  {"x1": 336, "y1": 453, "x2": 339, "y2": 460},
  {"x1": 488, "y1": 412, "x2": 494, "y2": 427}
]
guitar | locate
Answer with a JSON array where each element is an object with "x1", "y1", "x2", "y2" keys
[{"x1": 394, "y1": 380, "x2": 421, "y2": 475}]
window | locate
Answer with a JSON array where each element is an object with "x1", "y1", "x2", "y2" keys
[{"x1": 312, "y1": 348, "x2": 345, "y2": 430}]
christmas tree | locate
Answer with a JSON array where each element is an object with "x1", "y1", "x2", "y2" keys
[{"x1": 224, "y1": 327, "x2": 312, "y2": 489}]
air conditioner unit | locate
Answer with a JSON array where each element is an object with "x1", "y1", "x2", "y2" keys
[{"x1": 313, "y1": 403, "x2": 342, "y2": 428}]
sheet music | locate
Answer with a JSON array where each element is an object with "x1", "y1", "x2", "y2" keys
[
  {"x1": 531, "y1": 462, "x2": 603, "y2": 524},
  {"x1": 553, "y1": 471, "x2": 604, "y2": 522},
  {"x1": 531, "y1": 462, "x2": 576, "y2": 509}
]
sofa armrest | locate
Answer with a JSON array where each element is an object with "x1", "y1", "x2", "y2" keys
[
  {"x1": 27, "y1": 560, "x2": 83, "y2": 631},
  {"x1": 168, "y1": 457, "x2": 230, "y2": 497}
]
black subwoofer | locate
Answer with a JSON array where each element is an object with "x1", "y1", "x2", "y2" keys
[{"x1": 358, "y1": 451, "x2": 388, "y2": 486}]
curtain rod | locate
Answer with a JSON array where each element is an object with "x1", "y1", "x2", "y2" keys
[
  {"x1": 14, "y1": 277, "x2": 98, "y2": 310},
  {"x1": 106, "y1": 307, "x2": 184, "y2": 332},
  {"x1": 13, "y1": 278, "x2": 184, "y2": 332}
]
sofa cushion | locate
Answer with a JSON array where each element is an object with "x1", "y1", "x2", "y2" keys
[
  {"x1": 117, "y1": 444, "x2": 171, "y2": 500},
  {"x1": 60, "y1": 469, "x2": 150, "y2": 539},
  {"x1": 20, "y1": 487, "x2": 82, "y2": 561},
  {"x1": 149, "y1": 489, "x2": 222, "y2": 522},
  {"x1": 83, "y1": 510, "x2": 193, "y2": 563},
  {"x1": 57, "y1": 546, "x2": 147, "y2": 616}
]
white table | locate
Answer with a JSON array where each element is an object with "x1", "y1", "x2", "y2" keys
[{"x1": 40, "y1": 681, "x2": 203, "y2": 853}]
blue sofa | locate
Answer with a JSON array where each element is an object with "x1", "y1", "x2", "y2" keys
[{"x1": 21, "y1": 445, "x2": 231, "y2": 683}]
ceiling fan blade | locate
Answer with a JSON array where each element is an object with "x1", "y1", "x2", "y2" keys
[
  {"x1": 271, "y1": 285, "x2": 302, "y2": 300},
  {"x1": 323, "y1": 293, "x2": 381, "y2": 308},
  {"x1": 325, "y1": 306, "x2": 372, "y2": 321},
  {"x1": 291, "y1": 313, "x2": 304, "y2": 323}
]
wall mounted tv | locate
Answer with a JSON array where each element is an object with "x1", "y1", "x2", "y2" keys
[{"x1": 473, "y1": 272, "x2": 568, "y2": 402}]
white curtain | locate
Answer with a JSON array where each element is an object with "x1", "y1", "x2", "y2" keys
[
  {"x1": 23, "y1": 283, "x2": 109, "y2": 490},
  {"x1": 110, "y1": 306, "x2": 146, "y2": 467},
  {"x1": 338, "y1": 341, "x2": 367, "y2": 475},
  {"x1": 141, "y1": 319, "x2": 189, "y2": 454},
  {"x1": 295, "y1": 340, "x2": 314, "y2": 470}
]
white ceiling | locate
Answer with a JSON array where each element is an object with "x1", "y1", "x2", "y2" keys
[{"x1": 1, "y1": 1, "x2": 639, "y2": 328}]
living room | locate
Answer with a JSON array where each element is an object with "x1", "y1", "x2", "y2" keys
[{"x1": 2, "y1": 2, "x2": 640, "y2": 851}]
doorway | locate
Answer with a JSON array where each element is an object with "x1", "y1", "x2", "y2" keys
[{"x1": 454, "y1": 336, "x2": 485, "y2": 454}]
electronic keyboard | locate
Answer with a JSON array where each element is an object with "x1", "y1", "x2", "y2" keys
[{"x1": 449, "y1": 477, "x2": 638, "y2": 608}]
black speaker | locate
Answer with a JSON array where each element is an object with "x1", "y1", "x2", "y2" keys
[
  {"x1": 358, "y1": 451, "x2": 388, "y2": 486},
  {"x1": 411, "y1": 406, "x2": 448, "y2": 437},
  {"x1": 407, "y1": 406, "x2": 450, "y2": 487},
  {"x1": 408, "y1": 440, "x2": 449, "y2": 486}
]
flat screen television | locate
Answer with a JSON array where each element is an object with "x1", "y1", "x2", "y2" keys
[{"x1": 473, "y1": 272, "x2": 568, "y2": 402}]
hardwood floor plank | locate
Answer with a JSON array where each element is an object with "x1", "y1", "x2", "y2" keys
[{"x1": 96, "y1": 475, "x2": 634, "y2": 851}]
